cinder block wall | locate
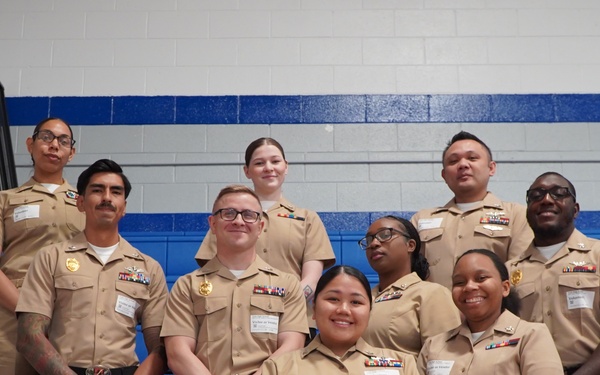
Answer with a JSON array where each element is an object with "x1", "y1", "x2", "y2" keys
[{"x1": 3, "y1": 1, "x2": 600, "y2": 214}]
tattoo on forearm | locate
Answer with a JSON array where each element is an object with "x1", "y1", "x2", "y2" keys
[
  {"x1": 303, "y1": 285, "x2": 313, "y2": 300},
  {"x1": 17, "y1": 313, "x2": 73, "y2": 375}
]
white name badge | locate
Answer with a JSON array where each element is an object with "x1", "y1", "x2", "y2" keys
[
  {"x1": 13, "y1": 205, "x2": 40, "y2": 223},
  {"x1": 250, "y1": 315, "x2": 279, "y2": 334},
  {"x1": 427, "y1": 360, "x2": 454, "y2": 375},
  {"x1": 364, "y1": 370, "x2": 399, "y2": 375},
  {"x1": 115, "y1": 295, "x2": 140, "y2": 319},
  {"x1": 418, "y1": 218, "x2": 443, "y2": 230},
  {"x1": 567, "y1": 290, "x2": 595, "y2": 310}
]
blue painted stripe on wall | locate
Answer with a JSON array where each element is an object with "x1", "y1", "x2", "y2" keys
[
  {"x1": 7, "y1": 94, "x2": 600, "y2": 125},
  {"x1": 120, "y1": 211, "x2": 600, "y2": 233}
]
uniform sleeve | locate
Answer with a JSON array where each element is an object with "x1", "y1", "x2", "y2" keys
[
  {"x1": 416, "y1": 337, "x2": 432, "y2": 375},
  {"x1": 519, "y1": 323, "x2": 564, "y2": 375},
  {"x1": 279, "y1": 274, "x2": 309, "y2": 334},
  {"x1": 259, "y1": 358, "x2": 280, "y2": 375},
  {"x1": 302, "y1": 210, "x2": 335, "y2": 268},
  {"x1": 160, "y1": 275, "x2": 198, "y2": 339},
  {"x1": 140, "y1": 259, "x2": 168, "y2": 329},
  {"x1": 507, "y1": 203, "x2": 533, "y2": 260},
  {"x1": 195, "y1": 231, "x2": 217, "y2": 265},
  {"x1": 15, "y1": 246, "x2": 57, "y2": 318},
  {"x1": 402, "y1": 353, "x2": 420, "y2": 375},
  {"x1": 418, "y1": 285, "x2": 461, "y2": 345}
]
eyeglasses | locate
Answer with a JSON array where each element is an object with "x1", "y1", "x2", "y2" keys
[
  {"x1": 358, "y1": 227, "x2": 409, "y2": 250},
  {"x1": 526, "y1": 186, "x2": 574, "y2": 203},
  {"x1": 33, "y1": 130, "x2": 75, "y2": 148},
  {"x1": 213, "y1": 208, "x2": 261, "y2": 223}
]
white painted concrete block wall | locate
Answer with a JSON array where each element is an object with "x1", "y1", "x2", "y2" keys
[{"x1": 2, "y1": 1, "x2": 600, "y2": 213}]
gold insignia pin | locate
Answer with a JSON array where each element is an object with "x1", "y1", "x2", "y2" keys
[
  {"x1": 510, "y1": 269, "x2": 522, "y2": 286},
  {"x1": 199, "y1": 281, "x2": 213, "y2": 296},
  {"x1": 66, "y1": 258, "x2": 80, "y2": 272}
]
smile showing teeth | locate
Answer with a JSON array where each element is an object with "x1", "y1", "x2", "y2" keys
[
  {"x1": 333, "y1": 320, "x2": 351, "y2": 326},
  {"x1": 465, "y1": 297, "x2": 484, "y2": 303}
]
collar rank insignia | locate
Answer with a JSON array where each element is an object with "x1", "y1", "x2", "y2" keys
[
  {"x1": 365, "y1": 357, "x2": 403, "y2": 367},
  {"x1": 66, "y1": 191, "x2": 78, "y2": 199},
  {"x1": 485, "y1": 338, "x2": 520, "y2": 350},
  {"x1": 253, "y1": 285, "x2": 285, "y2": 297},
  {"x1": 563, "y1": 262, "x2": 596, "y2": 273},
  {"x1": 375, "y1": 291, "x2": 403, "y2": 303},
  {"x1": 119, "y1": 267, "x2": 150, "y2": 285}
]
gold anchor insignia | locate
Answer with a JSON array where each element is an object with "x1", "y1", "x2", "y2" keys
[
  {"x1": 510, "y1": 269, "x2": 522, "y2": 286},
  {"x1": 66, "y1": 258, "x2": 80, "y2": 272}
]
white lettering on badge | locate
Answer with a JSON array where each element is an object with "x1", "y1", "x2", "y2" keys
[
  {"x1": 250, "y1": 315, "x2": 279, "y2": 334},
  {"x1": 427, "y1": 360, "x2": 454, "y2": 375},
  {"x1": 115, "y1": 295, "x2": 140, "y2": 319},
  {"x1": 418, "y1": 218, "x2": 443, "y2": 231},
  {"x1": 567, "y1": 290, "x2": 594, "y2": 310},
  {"x1": 13, "y1": 205, "x2": 40, "y2": 223},
  {"x1": 364, "y1": 371, "x2": 400, "y2": 375}
]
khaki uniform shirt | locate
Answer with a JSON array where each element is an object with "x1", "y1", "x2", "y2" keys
[
  {"x1": 506, "y1": 229, "x2": 600, "y2": 367},
  {"x1": 261, "y1": 336, "x2": 419, "y2": 375},
  {"x1": 0, "y1": 178, "x2": 84, "y2": 373},
  {"x1": 417, "y1": 310, "x2": 563, "y2": 375},
  {"x1": 161, "y1": 256, "x2": 309, "y2": 375},
  {"x1": 16, "y1": 232, "x2": 168, "y2": 368},
  {"x1": 196, "y1": 197, "x2": 335, "y2": 327},
  {"x1": 362, "y1": 272, "x2": 461, "y2": 357},
  {"x1": 411, "y1": 192, "x2": 532, "y2": 289}
]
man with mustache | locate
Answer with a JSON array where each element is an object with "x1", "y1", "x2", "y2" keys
[
  {"x1": 507, "y1": 172, "x2": 600, "y2": 375},
  {"x1": 411, "y1": 131, "x2": 532, "y2": 289},
  {"x1": 15, "y1": 159, "x2": 168, "y2": 375}
]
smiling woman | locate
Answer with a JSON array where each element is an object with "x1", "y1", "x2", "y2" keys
[
  {"x1": 260, "y1": 265, "x2": 419, "y2": 375},
  {"x1": 417, "y1": 250, "x2": 564, "y2": 375},
  {"x1": 0, "y1": 117, "x2": 85, "y2": 374}
]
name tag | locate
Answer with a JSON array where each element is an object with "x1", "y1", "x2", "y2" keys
[
  {"x1": 14, "y1": 205, "x2": 40, "y2": 222},
  {"x1": 427, "y1": 360, "x2": 454, "y2": 375},
  {"x1": 364, "y1": 371, "x2": 400, "y2": 375},
  {"x1": 567, "y1": 290, "x2": 594, "y2": 310},
  {"x1": 250, "y1": 315, "x2": 279, "y2": 334},
  {"x1": 418, "y1": 218, "x2": 443, "y2": 230},
  {"x1": 115, "y1": 295, "x2": 140, "y2": 319}
]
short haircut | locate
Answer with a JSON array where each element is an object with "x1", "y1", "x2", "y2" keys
[
  {"x1": 442, "y1": 131, "x2": 493, "y2": 163},
  {"x1": 244, "y1": 137, "x2": 286, "y2": 167},
  {"x1": 77, "y1": 159, "x2": 132, "y2": 198},
  {"x1": 531, "y1": 171, "x2": 577, "y2": 202},
  {"x1": 212, "y1": 184, "x2": 261, "y2": 213},
  {"x1": 313, "y1": 265, "x2": 373, "y2": 310}
]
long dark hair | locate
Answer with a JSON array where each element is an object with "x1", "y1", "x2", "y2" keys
[
  {"x1": 314, "y1": 265, "x2": 372, "y2": 309},
  {"x1": 381, "y1": 215, "x2": 429, "y2": 280},
  {"x1": 455, "y1": 249, "x2": 520, "y2": 314}
]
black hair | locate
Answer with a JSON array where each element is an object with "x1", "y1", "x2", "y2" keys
[
  {"x1": 442, "y1": 131, "x2": 493, "y2": 164},
  {"x1": 531, "y1": 171, "x2": 577, "y2": 202},
  {"x1": 313, "y1": 265, "x2": 373, "y2": 309},
  {"x1": 77, "y1": 159, "x2": 132, "y2": 199},
  {"x1": 30, "y1": 117, "x2": 74, "y2": 166},
  {"x1": 381, "y1": 215, "x2": 429, "y2": 280},
  {"x1": 244, "y1": 137, "x2": 286, "y2": 167},
  {"x1": 455, "y1": 249, "x2": 520, "y2": 315}
]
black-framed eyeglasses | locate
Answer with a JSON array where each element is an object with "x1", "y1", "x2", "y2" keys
[
  {"x1": 33, "y1": 130, "x2": 75, "y2": 148},
  {"x1": 358, "y1": 227, "x2": 409, "y2": 250},
  {"x1": 526, "y1": 186, "x2": 575, "y2": 204},
  {"x1": 213, "y1": 208, "x2": 261, "y2": 223}
]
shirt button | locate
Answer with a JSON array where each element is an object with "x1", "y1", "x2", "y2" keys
[
  {"x1": 237, "y1": 327, "x2": 242, "y2": 332},
  {"x1": 99, "y1": 334, "x2": 104, "y2": 339},
  {"x1": 52, "y1": 205, "x2": 56, "y2": 210},
  {"x1": 52, "y1": 223, "x2": 57, "y2": 227},
  {"x1": 461, "y1": 216, "x2": 465, "y2": 220},
  {"x1": 236, "y1": 352, "x2": 241, "y2": 357},
  {"x1": 545, "y1": 286, "x2": 551, "y2": 292},
  {"x1": 264, "y1": 229, "x2": 268, "y2": 233},
  {"x1": 263, "y1": 249, "x2": 267, "y2": 253},
  {"x1": 547, "y1": 310, "x2": 552, "y2": 316},
  {"x1": 101, "y1": 288, "x2": 106, "y2": 292},
  {"x1": 100, "y1": 310, "x2": 105, "y2": 315},
  {"x1": 236, "y1": 303, "x2": 241, "y2": 308},
  {"x1": 458, "y1": 234, "x2": 463, "y2": 239}
]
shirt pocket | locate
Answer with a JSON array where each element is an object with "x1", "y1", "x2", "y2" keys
[
  {"x1": 54, "y1": 275, "x2": 94, "y2": 318},
  {"x1": 249, "y1": 295, "x2": 284, "y2": 341},
  {"x1": 63, "y1": 197, "x2": 85, "y2": 232},
  {"x1": 473, "y1": 225, "x2": 512, "y2": 239},
  {"x1": 114, "y1": 280, "x2": 150, "y2": 325},
  {"x1": 193, "y1": 297, "x2": 228, "y2": 342},
  {"x1": 7, "y1": 196, "x2": 44, "y2": 231},
  {"x1": 558, "y1": 273, "x2": 600, "y2": 324},
  {"x1": 514, "y1": 282, "x2": 537, "y2": 319}
]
